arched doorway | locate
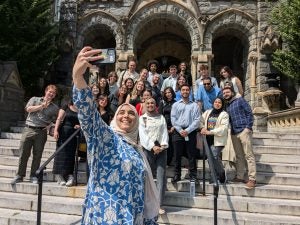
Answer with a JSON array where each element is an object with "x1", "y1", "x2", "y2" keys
[
  {"x1": 134, "y1": 17, "x2": 191, "y2": 75},
  {"x1": 83, "y1": 24, "x2": 116, "y2": 78},
  {"x1": 212, "y1": 34, "x2": 245, "y2": 85}
]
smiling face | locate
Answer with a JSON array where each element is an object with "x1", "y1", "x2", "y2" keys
[
  {"x1": 146, "y1": 98, "x2": 156, "y2": 113},
  {"x1": 213, "y1": 98, "x2": 223, "y2": 110},
  {"x1": 44, "y1": 87, "x2": 56, "y2": 101},
  {"x1": 125, "y1": 79, "x2": 134, "y2": 89},
  {"x1": 128, "y1": 61, "x2": 136, "y2": 73},
  {"x1": 98, "y1": 96, "x2": 108, "y2": 108},
  {"x1": 116, "y1": 105, "x2": 137, "y2": 132},
  {"x1": 99, "y1": 78, "x2": 107, "y2": 88},
  {"x1": 139, "y1": 69, "x2": 148, "y2": 80},
  {"x1": 222, "y1": 88, "x2": 234, "y2": 100}
]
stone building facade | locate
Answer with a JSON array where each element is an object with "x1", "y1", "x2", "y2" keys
[{"x1": 55, "y1": 0, "x2": 298, "y2": 131}]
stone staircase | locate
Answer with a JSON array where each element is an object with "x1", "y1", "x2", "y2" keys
[{"x1": 0, "y1": 126, "x2": 300, "y2": 225}]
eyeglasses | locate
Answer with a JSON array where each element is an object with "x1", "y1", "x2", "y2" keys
[{"x1": 203, "y1": 83, "x2": 211, "y2": 86}]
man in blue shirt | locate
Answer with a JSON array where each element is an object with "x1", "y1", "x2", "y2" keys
[
  {"x1": 195, "y1": 77, "x2": 221, "y2": 112},
  {"x1": 171, "y1": 84, "x2": 201, "y2": 182},
  {"x1": 223, "y1": 86, "x2": 256, "y2": 189}
]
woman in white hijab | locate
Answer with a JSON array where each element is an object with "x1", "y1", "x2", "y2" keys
[{"x1": 73, "y1": 47, "x2": 159, "y2": 225}]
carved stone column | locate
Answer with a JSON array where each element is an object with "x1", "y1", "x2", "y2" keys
[{"x1": 248, "y1": 51, "x2": 258, "y2": 108}]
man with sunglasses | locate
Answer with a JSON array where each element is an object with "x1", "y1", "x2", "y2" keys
[{"x1": 195, "y1": 77, "x2": 221, "y2": 112}]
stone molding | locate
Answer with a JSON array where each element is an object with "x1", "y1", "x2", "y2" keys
[
  {"x1": 125, "y1": 1, "x2": 201, "y2": 51},
  {"x1": 203, "y1": 8, "x2": 257, "y2": 52},
  {"x1": 267, "y1": 108, "x2": 300, "y2": 132},
  {"x1": 76, "y1": 10, "x2": 123, "y2": 51}
]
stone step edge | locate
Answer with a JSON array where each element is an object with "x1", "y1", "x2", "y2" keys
[
  {"x1": 0, "y1": 207, "x2": 81, "y2": 225},
  {"x1": 159, "y1": 206, "x2": 300, "y2": 224}
]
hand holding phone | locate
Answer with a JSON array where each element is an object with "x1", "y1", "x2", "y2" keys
[{"x1": 90, "y1": 48, "x2": 116, "y2": 65}]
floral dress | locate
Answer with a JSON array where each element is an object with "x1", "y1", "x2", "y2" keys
[{"x1": 73, "y1": 87, "x2": 157, "y2": 225}]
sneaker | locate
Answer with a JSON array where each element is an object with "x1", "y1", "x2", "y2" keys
[
  {"x1": 11, "y1": 175, "x2": 23, "y2": 185},
  {"x1": 30, "y1": 177, "x2": 38, "y2": 184},
  {"x1": 56, "y1": 174, "x2": 66, "y2": 186},
  {"x1": 245, "y1": 180, "x2": 256, "y2": 189},
  {"x1": 159, "y1": 208, "x2": 166, "y2": 215},
  {"x1": 66, "y1": 175, "x2": 74, "y2": 187}
]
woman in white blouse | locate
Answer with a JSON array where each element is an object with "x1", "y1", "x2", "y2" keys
[{"x1": 139, "y1": 97, "x2": 169, "y2": 215}]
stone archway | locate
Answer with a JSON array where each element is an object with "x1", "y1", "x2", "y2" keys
[
  {"x1": 134, "y1": 17, "x2": 191, "y2": 73},
  {"x1": 76, "y1": 10, "x2": 122, "y2": 76},
  {"x1": 204, "y1": 9, "x2": 257, "y2": 98},
  {"x1": 126, "y1": 2, "x2": 201, "y2": 52}
]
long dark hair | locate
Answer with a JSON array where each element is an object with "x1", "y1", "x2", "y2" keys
[
  {"x1": 162, "y1": 87, "x2": 176, "y2": 102},
  {"x1": 220, "y1": 66, "x2": 234, "y2": 81}
]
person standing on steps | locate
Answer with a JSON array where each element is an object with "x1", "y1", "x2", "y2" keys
[
  {"x1": 11, "y1": 84, "x2": 59, "y2": 185},
  {"x1": 171, "y1": 84, "x2": 201, "y2": 183},
  {"x1": 52, "y1": 101, "x2": 80, "y2": 187},
  {"x1": 222, "y1": 85, "x2": 256, "y2": 189},
  {"x1": 72, "y1": 46, "x2": 159, "y2": 224},
  {"x1": 139, "y1": 97, "x2": 169, "y2": 215}
]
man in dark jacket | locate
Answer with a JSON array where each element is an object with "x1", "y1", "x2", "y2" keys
[{"x1": 223, "y1": 86, "x2": 256, "y2": 189}]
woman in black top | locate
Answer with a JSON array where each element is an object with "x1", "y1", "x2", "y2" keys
[
  {"x1": 97, "y1": 94, "x2": 112, "y2": 125},
  {"x1": 53, "y1": 101, "x2": 80, "y2": 186},
  {"x1": 158, "y1": 87, "x2": 176, "y2": 165}
]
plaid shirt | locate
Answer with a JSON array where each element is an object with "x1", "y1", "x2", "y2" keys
[{"x1": 226, "y1": 97, "x2": 253, "y2": 135}]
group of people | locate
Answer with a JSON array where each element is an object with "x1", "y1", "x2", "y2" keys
[{"x1": 11, "y1": 46, "x2": 257, "y2": 224}]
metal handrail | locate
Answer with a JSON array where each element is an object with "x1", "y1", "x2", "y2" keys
[
  {"x1": 35, "y1": 128, "x2": 81, "y2": 225},
  {"x1": 202, "y1": 135, "x2": 220, "y2": 225}
]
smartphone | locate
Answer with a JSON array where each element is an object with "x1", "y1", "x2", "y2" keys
[{"x1": 91, "y1": 48, "x2": 116, "y2": 65}]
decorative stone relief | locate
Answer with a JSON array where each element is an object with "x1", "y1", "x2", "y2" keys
[{"x1": 260, "y1": 26, "x2": 280, "y2": 54}]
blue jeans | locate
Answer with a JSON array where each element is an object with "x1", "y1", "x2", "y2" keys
[{"x1": 144, "y1": 149, "x2": 167, "y2": 206}]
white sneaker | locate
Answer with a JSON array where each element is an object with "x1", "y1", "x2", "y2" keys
[
  {"x1": 56, "y1": 175, "x2": 66, "y2": 186},
  {"x1": 66, "y1": 175, "x2": 74, "y2": 187}
]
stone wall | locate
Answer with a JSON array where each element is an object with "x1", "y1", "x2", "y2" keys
[{"x1": 56, "y1": 0, "x2": 282, "y2": 132}]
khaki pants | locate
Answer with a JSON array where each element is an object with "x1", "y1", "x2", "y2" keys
[
  {"x1": 17, "y1": 127, "x2": 47, "y2": 177},
  {"x1": 231, "y1": 129, "x2": 256, "y2": 181}
]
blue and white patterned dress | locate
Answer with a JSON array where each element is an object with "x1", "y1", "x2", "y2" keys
[{"x1": 73, "y1": 87, "x2": 155, "y2": 225}]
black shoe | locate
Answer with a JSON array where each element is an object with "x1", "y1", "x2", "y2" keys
[
  {"x1": 171, "y1": 175, "x2": 181, "y2": 183},
  {"x1": 11, "y1": 175, "x2": 23, "y2": 185}
]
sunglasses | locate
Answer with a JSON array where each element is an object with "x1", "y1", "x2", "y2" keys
[{"x1": 203, "y1": 83, "x2": 211, "y2": 86}]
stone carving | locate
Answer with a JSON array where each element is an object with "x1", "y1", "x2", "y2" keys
[
  {"x1": 198, "y1": 15, "x2": 209, "y2": 25},
  {"x1": 253, "y1": 89, "x2": 282, "y2": 114},
  {"x1": 260, "y1": 26, "x2": 280, "y2": 54}
]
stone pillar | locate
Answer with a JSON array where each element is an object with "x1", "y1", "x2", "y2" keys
[
  {"x1": 248, "y1": 51, "x2": 258, "y2": 108},
  {"x1": 115, "y1": 50, "x2": 135, "y2": 72}
]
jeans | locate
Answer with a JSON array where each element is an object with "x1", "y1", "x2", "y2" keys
[{"x1": 144, "y1": 149, "x2": 167, "y2": 206}]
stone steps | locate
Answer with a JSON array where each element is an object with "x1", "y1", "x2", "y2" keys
[
  {"x1": 252, "y1": 138, "x2": 300, "y2": 147},
  {"x1": 158, "y1": 206, "x2": 300, "y2": 225},
  {"x1": 163, "y1": 192, "x2": 300, "y2": 216},
  {"x1": 0, "y1": 130, "x2": 299, "y2": 224},
  {"x1": 0, "y1": 208, "x2": 81, "y2": 225},
  {"x1": 253, "y1": 145, "x2": 300, "y2": 155}
]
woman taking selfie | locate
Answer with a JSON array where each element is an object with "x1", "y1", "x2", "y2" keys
[{"x1": 72, "y1": 47, "x2": 159, "y2": 225}]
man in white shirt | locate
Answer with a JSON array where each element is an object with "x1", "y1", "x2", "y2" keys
[{"x1": 160, "y1": 65, "x2": 178, "y2": 94}]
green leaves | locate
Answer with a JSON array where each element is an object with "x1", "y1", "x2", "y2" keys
[
  {"x1": 270, "y1": 0, "x2": 300, "y2": 80},
  {"x1": 0, "y1": 0, "x2": 60, "y2": 96}
]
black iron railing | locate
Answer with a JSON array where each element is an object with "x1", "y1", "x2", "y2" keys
[
  {"x1": 35, "y1": 128, "x2": 81, "y2": 225},
  {"x1": 201, "y1": 135, "x2": 220, "y2": 225}
]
